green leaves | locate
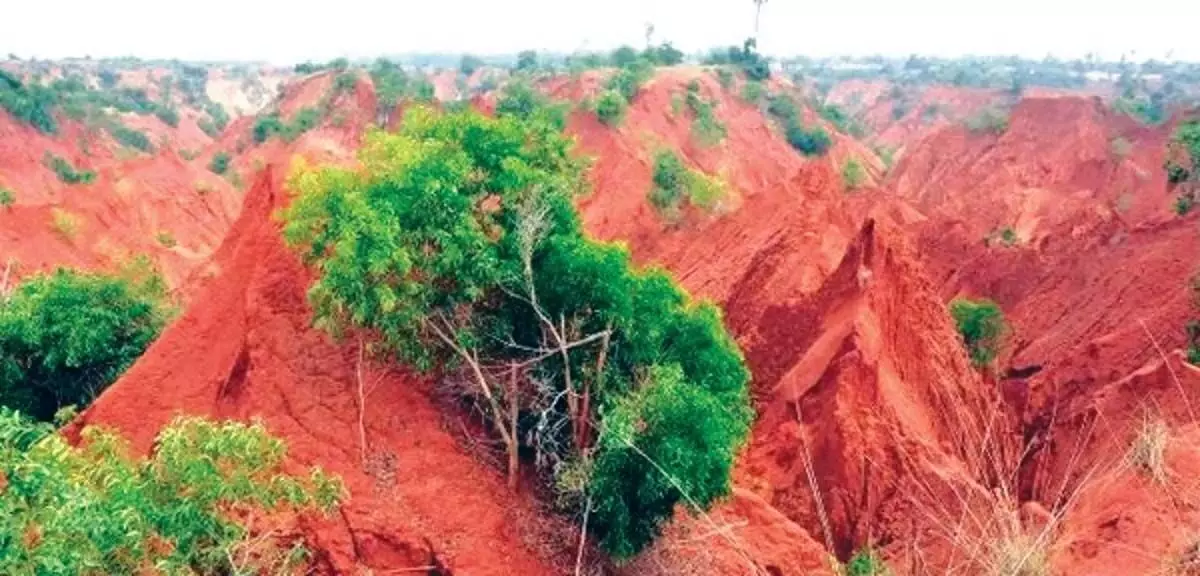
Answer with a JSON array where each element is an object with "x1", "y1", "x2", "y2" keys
[
  {"x1": 950, "y1": 297, "x2": 1008, "y2": 368},
  {"x1": 283, "y1": 103, "x2": 750, "y2": 560},
  {"x1": 0, "y1": 265, "x2": 170, "y2": 420},
  {"x1": 0, "y1": 413, "x2": 343, "y2": 575}
]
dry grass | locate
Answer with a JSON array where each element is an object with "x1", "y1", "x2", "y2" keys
[
  {"x1": 1127, "y1": 415, "x2": 1170, "y2": 484},
  {"x1": 50, "y1": 208, "x2": 81, "y2": 242}
]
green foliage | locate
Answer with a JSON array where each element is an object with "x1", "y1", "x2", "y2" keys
[
  {"x1": 595, "y1": 90, "x2": 628, "y2": 126},
  {"x1": 0, "y1": 186, "x2": 14, "y2": 208},
  {"x1": 643, "y1": 42, "x2": 684, "y2": 66},
  {"x1": 1175, "y1": 193, "x2": 1195, "y2": 216},
  {"x1": 715, "y1": 67, "x2": 734, "y2": 91},
  {"x1": 156, "y1": 230, "x2": 177, "y2": 248},
  {"x1": 606, "y1": 59, "x2": 653, "y2": 102},
  {"x1": 153, "y1": 104, "x2": 180, "y2": 127},
  {"x1": 0, "y1": 70, "x2": 58, "y2": 133},
  {"x1": 986, "y1": 226, "x2": 1019, "y2": 247},
  {"x1": 649, "y1": 149, "x2": 728, "y2": 218},
  {"x1": 516, "y1": 50, "x2": 539, "y2": 71},
  {"x1": 786, "y1": 123, "x2": 832, "y2": 157},
  {"x1": 841, "y1": 158, "x2": 867, "y2": 190},
  {"x1": 205, "y1": 102, "x2": 229, "y2": 131},
  {"x1": 704, "y1": 38, "x2": 770, "y2": 81},
  {"x1": 1114, "y1": 95, "x2": 1166, "y2": 125},
  {"x1": 844, "y1": 548, "x2": 889, "y2": 576},
  {"x1": 0, "y1": 413, "x2": 343, "y2": 575},
  {"x1": 281, "y1": 107, "x2": 321, "y2": 141},
  {"x1": 1187, "y1": 320, "x2": 1200, "y2": 365},
  {"x1": 107, "y1": 122, "x2": 154, "y2": 153},
  {"x1": 950, "y1": 297, "x2": 1007, "y2": 368},
  {"x1": 685, "y1": 82, "x2": 725, "y2": 146},
  {"x1": 965, "y1": 107, "x2": 1010, "y2": 134},
  {"x1": 42, "y1": 152, "x2": 94, "y2": 185},
  {"x1": 740, "y1": 80, "x2": 765, "y2": 104},
  {"x1": 460, "y1": 54, "x2": 486, "y2": 76},
  {"x1": 282, "y1": 106, "x2": 751, "y2": 559},
  {"x1": 0, "y1": 265, "x2": 169, "y2": 420},
  {"x1": 334, "y1": 72, "x2": 357, "y2": 94},
  {"x1": 1168, "y1": 121, "x2": 1200, "y2": 184},
  {"x1": 1166, "y1": 160, "x2": 1190, "y2": 184},
  {"x1": 818, "y1": 103, "x2": 866, "y2": 137},
  {"x1": 496, "y1": 81, "x2": 567, "y2": 130},
  {"x1": 252, "y1": 113, "x2": 283, "y2": 143},
  {"x1": 209, "y1": 151, "x2": 231, "y2": 175},
  {"x1": 610, "y1": 46, "x2": 640, "y2": 68}
]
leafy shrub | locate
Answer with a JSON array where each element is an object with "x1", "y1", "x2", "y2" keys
[
  {"x1": 1167, "y1": 121, "x2": 1200, "y2": 184},
  {"x1": 333, "y1": 71, "x2": 357, "y2": 94},
  {"x1": 282, "y1": 106, "x2": 751, "y2": 559},
  {"x1": 252, "y1": 113, "x2": 284, "y2": 143},
  {"x1": 0, "y1": 187, "x2": 13, "y2": 208},
  {"x1": 595, "y1": 90, "x2": 628, "y2": 126},
  {"x1": 153, "y1": 104, "x2": 180, "y2": 127},
  {"x1": 0, "y1": 413, "x2": 343, "y2": 575},
  {"x1": 841, "y1": 158, "x2": 867, "y2": 190},
  {"x1": 644, "y1": 42, "x2": 684, "y2": 66},
  {"x1": 606, "y1": 59, "x2": 653, "y2": 102},
  {"x1": 43, "y1": 152, "x2": 94, "y2": 185},
  {"x1": 516, "y1": 50, "x2": 539, "y2": 71},
  {"x1": 0, "y1": 265, "x2": 168, "y2": 419},
  {"x1": 986, "y1": 226, "x2": 1019, "y2": 247},
  {"x1": 965, "y1": 107, "x2": 1010, "y2": 134},
  {"x1": 716, "y1": 67, "x2": 734, "y2": 91},
  {"x1": 845, "y1": 548, "x2": 889, "y2": 576},
  {"x1": 818, "y1": 103, "x2": 866, "y2": 137},
  {"x1": 460, "y1": 54, "x2": 485, "y2": 76},
  {"x1": 1166, "y1": 159, "x2": 1190, "y2": 184},
  {"x1": 1114, "y1": 95, "x2": 1166, "y2": 125},
  {"x1": 1175, "y1": 193, "x2": 1195, "y2": 216},
  {"x1": 740, "y1": 80, "x2": 765, "y2": 104},
  {"x1": 209, "y1": 151, "x2": 231, "y2": 175},
  {"x1": 206, "y1": 102, "x2": 229, "y2": 129},
  {"x1": 685, "y1": 82, "x2": 726, "y2": 145},
  {"x1": 649, "y1": 149, "x2": 728, "y2": 216},
  {"x1": 1187, "y1": 320, "x2": 1200, "y2": 365},
  {"x1": 786, "y1": 123, "x2": 832, "y2": 157},
  {"x1": 767, "y1": 93, "x2": 800, "y2": 123},
  {"x1": 108, "y1": 122, "x2": 154, "y2": 152},
  {"x1": 705, "y1": 38, "x2": 770, "y2": 81},
  {"x1": 950, "y1": 297, "x2": 1007, "y2": 368},
  {"x1": 0, "y1": 70, "x2": 58, "y2": 133},
  {"x1": 281, "y1": 107, "x2": 321, "y2": 141},
  {"x1": 610, "y1": 46, "x2": 640, "y2": 68}
]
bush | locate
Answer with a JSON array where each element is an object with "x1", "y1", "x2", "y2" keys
[
  {"x1": 153, "y1": 104, "x2": 180, "y2": 127},
  {"x1": 460, "y1": 54, "x2": 485, "y2": 76},
  {"x1": 965, "y1": 107, "x2": 1010, "y2": 134},
  {"x1": 281, "y1": 107, "x2": 321, "y2": 141},
  {"x1": 818, "y1": 103, "x2": 866, "y2": 137},
  {"x1": 644, "y1": 42, "x2": 684, "y2": 66},
  {"x1": 595, "y1": 90, "x2": 628, "y2": 126},
  {"x1": 685, "y1": 83, "x2": 726, "y2": 146},
  {"x1": 0, "y1": 412, "x2": 343, "y2": 575},
  {"x1": 949, "y1": 297, "x2": 1007, "y2": 368},
  {"x1": 333, "y1": 71, "x2": 357, "y2": 93},
  {"x1": 845, "y1": 548, "x2": 889, "y2": 576},
  {"x1": 1175, "y1": 193, "x2": 1195, "y2": 216},
  {"x1": 842, "y1": 158, "x2": 867, "y2": 190},
  {"x1": 43, "y1": 152, "x2": 94, "y2": 185},
  {"x1": 0, "y1": 266, "x2": 168, "y2": 420},
  {"x1": 282, "y1": 106, "x2": 751, "y2": 559},
  {"x1": 1168, "y1": 121, "x2": 1200, "y2": 183},
  {"x1": 209, "y1": 151, "x2": 231, "y2": 175},
  {"x1": 606, "y1": 59, "x2": 653, "y2": 102},
  {"x1": 108, "y1": 122, "x2": 154, "y2": 152},
  {"x1": 0, "y1": 71, "x2": 59, "y2": 133},
  {"x1": 786, "y1": 123, "x2": 832, "y2": 157},
  {"x1": 610, "y1": 46, "x2": 640, "y2": 68},
  {"x1": 740, "y1": 80, "x2": 765, "y2": 104},
  {"x1": 50, "y1": 208, "x2": 80, "y2": 241},
  {"x1": 705, "y1": 38, "x2": 770, "y2": 81},
  {"x1": 0, "y1": 187, "x2": 13, "y2": 208},
  {"x1": 716, "y1": 67, "x2": 734, "y2": 91},
  {"x1": 1166, "y1": 159, "x2": 1190, "y2": 184},
  {"x1": 649, "y1": 149, "x2": 728, "y2": 216},
  {"x1": 252, "y1": 113, "x2": 284, "y2": 143},
  {"x1": 516, "y1": 50, "x2": 538, "y2": 71}
]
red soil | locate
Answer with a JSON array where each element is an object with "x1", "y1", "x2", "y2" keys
[{"x1": 73, "y1": 167, "x2": 567, "y2": 575}]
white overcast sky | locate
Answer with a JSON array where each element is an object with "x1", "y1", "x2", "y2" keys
[{"x1": 4, "y1": 0, "x2": 1198, "y2": 63}]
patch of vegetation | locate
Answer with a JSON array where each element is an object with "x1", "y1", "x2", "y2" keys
[
  {"x1": 1175, "y1": 193, "x2": 1195, "y2": 216},
  {"x1": 495, "y1": 80, "x2": 567, "y2": 129},
  {"x1": 643, "y1": 42, "x2": 684, "y2": 66},
  {"x1": 282, "y1": 105, "x2": 751, "y2": 559},
  {"x1": 281, "y1": 107, "x2": 320, "y2": 141},
  {"x1": 715, "y1": 67, "x2": 734, "y2": 91},
  {"x1": 0, "y1": 412, "x2": 343, "y2": 574},
  {"x1": 0, "y1": 186, "x2": 13, "y2": 208},
  {"x1": 875, "y1": 145, "x2": 896, "y2": 170},
  {"x1": 293, "y1": 58, "x2": 350, "y2": 74},
  {"x1": 156, "y1": 230, "x2": 177, "y2": 248},
  {"x1": 964, "y1": 107, "x2": 1010, "y2": 134},
  {"x1": 43, "y1": 152, "x2": 94, "y2": 185},
  {"x1": 786, "y1": 123, "x2": 833, "y2": 157},
  {"x1": 515, "y1": 50, "x2": 539, "y2": 72},
  {"x1": 841, "y1": 158, "x2": 867, "y2": 190},
  {"x1": 460, "y1": 54, "x2": 485, "y2": 76},
  {"x1": 0, "y1": 69, "x2": 58, "y2": 133},
  {"x1": 153, "y1": 104, "x2": 180, "y2": 127},
  {"x1": 209, "y1": 151, "x2": 231, "y2": 175},
  {"x1": 950, "y1": 297, "x2": 1007, "y2": 368},
  {"x1": 704, "y1": 38, "x2": 770, "y2": 81},
  {"x1": 107, "y1": 122, "x2": 154, "y2": 153},
  {"x1": 1127, "y1": 414, "x2": 1169, "y2": 484},
  {"x1": 0, "y1": 264, "x2": 168, "y2": 419},
  {"x1": 1114, "y1": 94, "x2": 1166, "y2": 126},
  {"x1": 649, "y1": 149, "x2": 729, "y2": 219},
  {"x1": 740, "y1": 80, "x2": 765, "y2": 105},
  {"x1": 50, "y1": 208, "x2": 80, "y2": 241},
  {"x1": 595, "y1": 90, "x2": 628, "y2": 126},
  {"x1": 685, "y1": 81, "x2": 726, "y2": 146},
  {"x1": 818, "y1": 103, "x2": 866, "y2": 137},
  {"x1": 986, "y1": 226, "x2": 1020, "y2": 247},
  {"x1": 844, "y1": 548, "x2": 889, "y2": 576},
  {"x1": 606, "y1": 58, "x2": 653, "y2": 103}
]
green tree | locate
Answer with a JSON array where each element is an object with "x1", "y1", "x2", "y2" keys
[
  {"x1": 209, "y1": 151, "x2": 231, "y2": 175},
  {"x1": 786, "y1": 123, "x2": 832, "y2": 156},
  {"x1": 595, "y1": 90, "x2": 628, "y2": 126},
  {"x1": 0, "y1": 186, "x2": 13, "y2": 208},
  {"x1": 841, "y1": 158, "x2": 867, "y2": 190},
  {"x1": 949, "y1": 297, "x2": 1007, "y2": 368},
  {"x1": 281, "y1": 105, "x2": 751, "y2": 559},
  {"x1": 0, "y1": 412, "x2": 342, "y2": 575},
  {"x1": 516, "y1": 50, "x2": 539, "y2": 71},
  {"x1": 460, "y1": 54, "x2": 486, "y2": 76},
  {"x1": 0, "y1": 265, "x2": 169, "y2": 420}
]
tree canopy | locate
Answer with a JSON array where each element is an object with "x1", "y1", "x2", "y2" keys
[{"x1": 282, "y1": 103, "x2": 752, "y2": 558}]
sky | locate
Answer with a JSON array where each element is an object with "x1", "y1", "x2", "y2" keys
[{"x1": 4, "y1": 0, "x2": 1199, "y2": 64}]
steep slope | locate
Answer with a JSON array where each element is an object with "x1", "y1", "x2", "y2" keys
[{"x1": 72, "y1": 167, "x2": 567, "y2": 575}]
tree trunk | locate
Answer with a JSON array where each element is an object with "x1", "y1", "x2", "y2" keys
[{"x1": 508, "y1": 363, "x2": 519, "y2": 490}]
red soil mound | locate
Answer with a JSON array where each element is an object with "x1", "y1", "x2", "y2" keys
[
  {"x1": 73, "y1": 167, "x2": 565, "y2": 575},
  {"x1": 826, "y1": 80, "x2": 1004, "y2": 149},
  {"x1": 0, "y1": 112, "x2": 240, "y2": 286}
]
